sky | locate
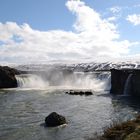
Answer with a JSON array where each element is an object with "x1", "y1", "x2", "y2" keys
[{"x1": 0, "y1": 0, "x2": 140, "y2": 64}]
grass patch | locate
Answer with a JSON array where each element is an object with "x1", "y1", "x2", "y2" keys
[{"x1": 88, "y1": 115, "x2": 140, "y2": 140}]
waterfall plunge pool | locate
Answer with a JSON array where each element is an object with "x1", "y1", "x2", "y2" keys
[{"x1": 0, "y1": 71, "x2": 140, "y2": 140}]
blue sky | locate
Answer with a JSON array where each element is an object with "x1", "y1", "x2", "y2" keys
[
  {"x1": 0, "y1": 0, "x2": 74, "y2": 31},
  {"x1": 1, "y1": 0, "x2": 140, "y2": 31},
  {"x1": 0, "y1": 0, "x2": 140, "y2": 64}
]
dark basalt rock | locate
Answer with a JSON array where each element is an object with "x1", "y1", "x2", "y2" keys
[
  {"x1": 84, "y1": 91, "x2": 93, "y2": 96},
  {"x1": 0, "y1": 66, "x2": 21, "y2": 88},
  {"x1": 65, "y1": 90, "x2": 93, "y2": 96},
  {"x1": 110, "y1": 69, "x2": 129, "y2": 94},
  {"x1": 110, "y1": 69, "x2": 140, "y2": 96},
  {"x1": 45, "y1": 112, "x2": 67, "y2": 127}
]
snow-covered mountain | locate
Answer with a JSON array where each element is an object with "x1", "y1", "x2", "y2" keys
[
  {"x1": 65, "y1": 61, "x2": 140, "y2": 72},
  {"x1": 14, "y1": 61, "x2": 140, "y2": 72}
]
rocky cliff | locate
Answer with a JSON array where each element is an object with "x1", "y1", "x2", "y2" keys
[
  {"x1": 110, "y1": 69, "x2": 140, "y2": 96},
  {"x1": 0, "y1": 66, "x2": 20, "y2": 88}
]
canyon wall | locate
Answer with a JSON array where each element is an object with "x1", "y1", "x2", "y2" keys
[{"x1": 110, "y1": 69, "x2": 140, "y2": 96}]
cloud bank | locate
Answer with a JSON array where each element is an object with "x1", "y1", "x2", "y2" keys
[{"x1": 0, "y1": 0, "x2": 136, "y2": 64}]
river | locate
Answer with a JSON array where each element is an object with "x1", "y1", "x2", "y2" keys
[{"x1": 0, "y1": 71, "x2": 139, "y2": 140}]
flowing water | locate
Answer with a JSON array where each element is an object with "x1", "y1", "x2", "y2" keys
[
  {"x1": 0, "y1": 71, "x2": 139, "y2": 140},
  {"x1": 123, "y1": 74, "x2": 133, "y2": 95}
]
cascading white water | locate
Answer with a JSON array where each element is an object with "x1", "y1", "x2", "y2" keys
[
  {"x1": 103, "y1": 74, "x2": 111, "y2": 91},
  {"x1": 63, "y1": 72, "x2": 106, "y2": 91},
  {"x1": 123, "y1": 74, "x2": 133, "y2": 95},
  {"x1": 15, "y1": 72, "x2": 111, "y2": 91},
  {"x1": 16, "y1": 74, "x2": 48, "y2": 88}
]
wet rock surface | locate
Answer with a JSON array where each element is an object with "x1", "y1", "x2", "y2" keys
[
  {"x1": 45, "y1": 112, "x2": 67, "y2": 127},
  {"x1": 65, "y1": 90, "x2": 93, "y2": 96}
]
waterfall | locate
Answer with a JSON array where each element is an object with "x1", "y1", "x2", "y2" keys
[
  {"x1": 15, "y1": 72, "x2": 111, "y2": 91},
  {"x1": 104, "y1": 75, "x2": 111, "y2": 91},
  {"x1": 123, "y1": 74, "x2": 133, "y2": 95},
  {"x1": 16, "y1": 74, "x2": 48, "y2": 88}
]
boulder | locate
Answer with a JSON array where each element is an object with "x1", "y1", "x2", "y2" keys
[
  {"x1": 45, "y1": 112, "x2": 67, "y2": 127},
  {"x1": 0, "y1": 66, "x2": 20, "y2": 88}
]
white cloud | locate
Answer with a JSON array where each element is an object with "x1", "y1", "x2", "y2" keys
[
  {"x1": 0, "y1": 0, "x2": 136, "y2": 64},
  {"x1": 107, "y1": 16, "x2": 117, "y2": 21},
  {"x1": 127, "y1": 14, "x2": 140, "y2": 25},
  {"x1": 109, "y1": 6, "x2": 121, "y2": 14}
]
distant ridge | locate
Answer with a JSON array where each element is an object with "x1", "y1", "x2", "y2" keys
[{"x1": 14, "y1": 61, "x2": 140, "y2": 72}]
